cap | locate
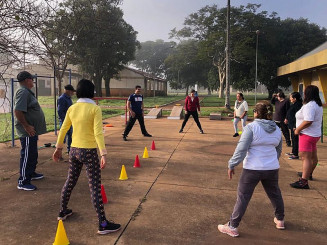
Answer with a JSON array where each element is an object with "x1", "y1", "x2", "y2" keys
[
  {"x1": 64, "y1": 84, "x2": 75, "y2": 91},
  {"x1": 17, "y1": 71, "x2": 34, "y2": 82}
]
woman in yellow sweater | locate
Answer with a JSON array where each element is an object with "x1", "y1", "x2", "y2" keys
[{"x1": 53, "y1": 79, "x2": 121, "y2": 235}]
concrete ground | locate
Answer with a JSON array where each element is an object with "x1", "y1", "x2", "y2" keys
[{"x1": 0, "y1": 115, "x2": 326, "y2": 245}]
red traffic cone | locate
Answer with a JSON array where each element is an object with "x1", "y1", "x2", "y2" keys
[
  {"x1": 101, "y1": 184, "x2": 108, "y2": 204},
  {"x1": 133, "y1": 155, "x2": 140, "y2": 168},
  {"x1": 151, "y1": 140, "x2": 156, "y2": 150}
]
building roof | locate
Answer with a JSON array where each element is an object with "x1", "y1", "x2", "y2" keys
[
  {"x1": 124, "y1": 66, "x2": 166, "y2": 82},
  {"x1": 277, "y1": 41, "x2": 327, "y2": 76}
]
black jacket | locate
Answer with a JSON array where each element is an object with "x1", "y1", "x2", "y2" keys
[
  {"x1": 271, "y1": 97, "x2": 290, "y2": 122},
  {"x1": 286, "y1": 101, "x2": 302, "y2": 129}
]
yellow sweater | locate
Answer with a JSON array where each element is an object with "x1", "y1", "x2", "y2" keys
[{"x1": 56, "y1": 101, "x2": 107, "y2": 156}]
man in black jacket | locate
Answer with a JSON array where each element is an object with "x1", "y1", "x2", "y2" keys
[{"x1": 271, "y1": 91, "x2": 291, "y2": 146}]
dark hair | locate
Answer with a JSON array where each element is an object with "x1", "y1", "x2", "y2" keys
[
  {"x1": 277, "y1": 91, "x2": 285, "y2": 99},
  {"x1": 290, "y1": 92, "x2": 302, "y2": 103},
  {"x1": 237, "y1": 92, "x2": 244, "y2": 100},
  {"x1": 254, "y1": 100, "x2": 273, "y2": 120},
  {"x1": 76, "y1": 79, "x2": 95, "y2": 99},
  {"x1": 135, "y1": 85, "x2": 141, "y2": 89},
  {"x1": 190, "y1": 89, "x2": 196, "y2": 93},
  {"x1": 303, "y1": 85, "x2": 322, "y2": 106}
]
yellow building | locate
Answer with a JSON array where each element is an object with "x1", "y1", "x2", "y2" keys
[{"x1": 277, "y1": 41, "x2": 327, "y2": 104}]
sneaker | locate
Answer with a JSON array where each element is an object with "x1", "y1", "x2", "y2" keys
[
  {"x1": 297, "y1": 172, "x2": 313, "y2": 180},
  {"x1": 123, "y1": 135, "x2": 127, "y2": 141},
  {"x1": 288, "y1": 155, "x2": 299, "y2": 160},
  {"x1": 97, "y1": 220, "x2": 121, "y2": 235},
  {"x1": 274, "y1": 217, "x2": 285, "y2": 230},
  {"x1": 290, "y1": 178, "x2": 309, "y2": 189},
  {"x1": 179, "y1": 129, "x2": 183, "y2": 133},
  {"x1": 285, "y1": 152, "x2": 294, "y2": 156},
  {"x1": 217, "y1": 222, "x2": 239, "y2": 237},
  {"x1": 233, "y1": 133, "x2": 239, "y2": 137},
  {"x1": 57, "y1": 209, "x2": 73, "y2": 221},
  {"x1": 200, "y1": 130, "x2": 204, "y2": 134},
  {"x1": 31, "y1": 172, "x2": 44, "y2": 180},
  {"x1": 143, "y1": 133, "x2": 152, "y2": 137},
  {"x1": 17, "y1": 183, "x2": 37, "y2": 191}
]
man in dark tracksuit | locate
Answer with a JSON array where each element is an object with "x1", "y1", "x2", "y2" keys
[
  {"x1": 57, "y1": 84, "x2": 75, "y2": 153},
  {"x1": 271, "y1": 91, "x2": 291, "y2": 146},
  {"x1": 122, "y1": 85, "x2": 152, "y2": 141},
  {"x1": 14, "y1": 71, "x2": 47, "y2": 191}
]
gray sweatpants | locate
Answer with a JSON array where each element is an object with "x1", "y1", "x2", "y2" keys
[{"x1": 230, "y1": 168, "x2": 284, "y2": 228}]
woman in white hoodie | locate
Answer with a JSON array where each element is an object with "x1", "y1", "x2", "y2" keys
[{"x1": 218, "y1": 101, "x2": 285, "y2": 237}]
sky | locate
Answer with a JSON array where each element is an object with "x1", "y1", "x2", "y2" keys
[{"x1": 119, "y1": 0, "x2": 327, "y2": 42}]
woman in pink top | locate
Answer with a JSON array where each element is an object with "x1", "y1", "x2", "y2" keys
[{"x1": 179, "y1": 89, "x2": 204, "y2": 134}]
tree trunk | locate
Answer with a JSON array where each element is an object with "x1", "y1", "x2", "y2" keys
[
  {"x1": 105, "y1": 78, "x2": 111, "y2": 97},
  {"x1": 185, "y1": 85, "x2": 189, "y2": 96},
  {"x1": 208, "y1": 87, "x2": 212, "y2": 95},
  {"x1": 94, "y1": 75, "x2": 102, "y2": 97}
]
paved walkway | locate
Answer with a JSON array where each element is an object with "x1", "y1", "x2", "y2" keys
[{"x1": 0, "y1": 116, "x2": 326, "y2": 245}]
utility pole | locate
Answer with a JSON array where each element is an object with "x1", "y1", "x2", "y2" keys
[{"x1": 225, "y1": 0, "x2": 231, "y2": 109}]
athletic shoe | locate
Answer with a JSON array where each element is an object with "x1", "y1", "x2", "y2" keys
[
  {"x1": 233, "y1": 133, "x2": 239, "y2": 137},
  {"x1": 123, "y1": 135, "x2": 127, "y2": 141},
  {"x1": 285, "y1": 152, "x2": 294, "y2": 156},
  {"x1": 31, "y1": 172, "x2": 44, "y2": 180},
  {"x1": 179, "y1": 129, "x2": 183, "y2": 133},
  {"x1": 286, "y1": 142, "x2": 292, "y2": 147},
  {"x1": 290, "y1": 178, "x2": 309, "y2": 189},
  {"x1": 288, "y1": 155, "x2": 299, "y2": 160},
  {"x1": 98, "y1": 220, "x2": 121, "y2": 235},
  {"x1": 217, "y1": 222, "x2": 239, "y2": 237},
  {"x1": 17, "y1": 183, "x2": 37, "y2": 191},
  {"x1": 200, "y1": 130, "x2": 204, "y2": 134},
  {"x1": 297, "y1": 172, "x2": 313, "y2": 180},
  {"x1": 274, "y1": 217, "x2": 285, "y2": 230},
  {"x1": 143, "y1": 133, "x2": 152, "y2": 137},
  {"x1": 57, "y1": 209, "x2": 73, "y2": 221}
]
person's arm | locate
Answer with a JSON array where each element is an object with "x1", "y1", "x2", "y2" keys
[
  {"x1": 228, "y1": 125, "x2": 253, "y2": 179},
  {"x1": 127, "y1": 100, "x2": 135, "y2": 118},
  {"x1": 271, "y1": 94, "x2": 277, "y2": 105},
  {"x1": 294, "y1": 121, "x2": 312, "y2": 135},
  {"x1": 53, "y1": 108, "x2": 72, "y2": 162},
  {"x1": 57, "y1": 97, "x2": 66, "y2": 121},
  {"x1": 184, "y1": 97, "x2": 189, "y2": 114},
  {"x1": 93, "y1": 106, "x2": 107, "y2": 155},
  {"x1": 276, "y1": 136, "x2": 282, "y2": 159},
  {"x1": 14, "y1": 110, "x2": 36, "y2": 136}
]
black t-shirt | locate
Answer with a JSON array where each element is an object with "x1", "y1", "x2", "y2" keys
[{"x1": 128, "y1": 94, "x2": 143, "y2": 114}]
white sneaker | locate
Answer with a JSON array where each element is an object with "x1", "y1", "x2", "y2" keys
[
  {"x1": 217, "y1": 222, "x2": 239, "y2": 237},
  {"x1": 274, "y1": 217, "x2": 285, "y2": 230}
]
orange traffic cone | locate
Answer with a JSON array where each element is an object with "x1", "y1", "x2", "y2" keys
[
  {"x1": 133, "y1": 155, "x2": 140, "y2": 168},
  {"x1": 151, "y1": 140, "x2": 156, "y2": 150},
  {"x1": 101, "y1": 184, "x2": 108, "y2": 204},
  {"x1": 53, "y1": 220, "x2": 69, "y2": 245}
]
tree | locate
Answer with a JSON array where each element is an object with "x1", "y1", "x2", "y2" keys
[
  {"x1": 165, "y1": 40, "x2": 210, "y2": 95},
  {"x1": 133, "y1": 40, "x2": 176, "y2": 77},
  {"x1": 61, "y1": 0, "x2": 138, "y2": 96}
]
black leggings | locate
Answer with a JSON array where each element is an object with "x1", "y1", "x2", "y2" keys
[
  {"x1": 60, "y1": 147, "x2": 106, "y2": 224},
  {"x1": 181, "y1": 111, "x2": 202, "y2": 131}
]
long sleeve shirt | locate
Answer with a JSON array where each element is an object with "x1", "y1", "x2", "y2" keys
[
  {"x1": 184, "y1": 96, "x2": 200, "y2": 112},
  {"x1": 58, "y1": 93, "x2": 73, "y2": 121},
  {"x1": 56, "y1": 99, "x2": 107, "y2": 156},
  {"x1": 228, "y1": 119, "x2": 282, "y2": 170}
]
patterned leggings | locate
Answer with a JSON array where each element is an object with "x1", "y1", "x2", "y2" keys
[{"x1": 60, "y1": 147, "x2": 106, "y2": 224}]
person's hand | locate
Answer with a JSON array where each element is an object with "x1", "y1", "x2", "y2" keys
[
  {"x1": 228, "y1": 168, "x2": 235, "y2": 180},
  {"x1": 100, "y1": 155, "x2": 107, "y2": 169},
  {"x1": 198, "y1": 110, "x2": 201, "y2": 115},
  {"x1": 185, "y1": 111, "x2": 188, "y2": 114},
  {"x1": 24, "y1": 125, "x2": 36, "y2": 137},
  {"x1": 294, "y1": 128, "x2": 300, "y2": 135},
  {"x1": 53, "y1": 148, "x2": 63, "y2": 162},
  {"x1": 284, "y1": 119, "x2": 288, "y2": 124},
  {"x1": 240, "y1": 115, "x2": 243, "y2": 119},
  {"x1": 273, "y1": 93, "x2": 277, "y2": 97},
  {"x1": 130, "y1": 111, "x2": 135, "y2": 118}
]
